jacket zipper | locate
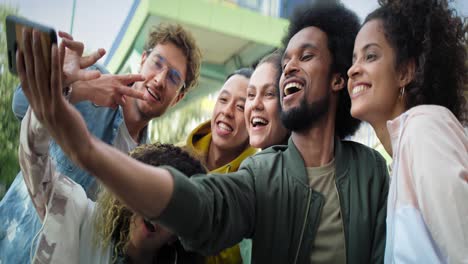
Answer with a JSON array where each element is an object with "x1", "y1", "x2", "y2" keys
[
  {"x1": 293, "y1": 187, "x2": 312, "y2": 264},
  {"x1": 334, "y1": 182, "x2": 347, "y2": 264}
]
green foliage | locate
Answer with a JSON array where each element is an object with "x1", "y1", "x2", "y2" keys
[{"x1": 0, "y1": 4, "x2": 20, "y2": 199}]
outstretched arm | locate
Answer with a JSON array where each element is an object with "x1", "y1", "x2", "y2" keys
[{"x1": 17, "y1": 28, "x2": 174, "y2": 220}]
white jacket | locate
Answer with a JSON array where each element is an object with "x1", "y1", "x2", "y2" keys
[{"x1": 385, "y1": 105, "x2": 468, "y2": 264}]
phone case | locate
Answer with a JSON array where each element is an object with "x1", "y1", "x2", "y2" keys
[{"x1": 6, "y1": 15, "x2": 57, "y2": 75}]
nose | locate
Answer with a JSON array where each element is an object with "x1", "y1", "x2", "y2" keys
[
  {"x1": 252, "y1": 94, "x2": 264, "y2": 111},
  {"x1": 347, "y1": 61, "x2": 361, "y2": 79},
  {"x1": 221, "y1": 101, "x2": 235, "y2": 119},
  {"x1": 154, "y1": 67, "x2": 169, "y2": 88},
  {"x1": 283, "y1": 58, "x2": 299, "y2": 77}
]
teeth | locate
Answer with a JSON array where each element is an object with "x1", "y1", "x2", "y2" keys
[
  {"x1": 352, "y1": 85, "x2": 369, "y2": 95},
  {"x1": 284, "y1": 82, "x2": 304, "y2": 96},
  {"x1": 146, "y1": 86, "x2": 160, "y2": 101},
  {"x1": 252, "y1": 117, "x2": 268, "y2": 127},
  {"x1": 218, "y1": 122, "x2": 233, "y2": 132}
]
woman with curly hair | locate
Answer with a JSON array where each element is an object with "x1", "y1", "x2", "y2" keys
[
  {"x1": 19, "y1": 107, "x2": 205, "y2": 263},
  {"x1": 347, "y1": 0, "x2": 468, "y2": 262}
]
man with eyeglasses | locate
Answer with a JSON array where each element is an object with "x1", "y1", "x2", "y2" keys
[{"x1": 0, "y1": 23, "x2": 202, "y2": 264}]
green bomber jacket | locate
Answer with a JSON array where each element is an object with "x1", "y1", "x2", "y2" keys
[{"x1": 159, "y1": 137, "x2": 389, "y2": 264}]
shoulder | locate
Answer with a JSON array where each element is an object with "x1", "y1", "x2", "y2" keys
[
  {"x1": 339, "y1": 140, "x2": 389, "y2": 182},
  {"x1": 238, "y1": 145, "x2": 287, "y2": 170},
  {"x1": 73, "y1": 100, "x2": 120, "y2": 123},
  {"x1": 402, "y1": 105, "x2": 466, "y2": 146},
  {"x1": 249, "y1": 144, "x2": 287, "y2": 160},
  {"x1": 342, "y1": 140, "x2": 387, "y2": 165}
]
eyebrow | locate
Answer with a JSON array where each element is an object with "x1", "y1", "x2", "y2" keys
[
  {"x1": 219, "y1": 90, "x2": 231, "y2": 97},
  {"x1": 355, "y1": 43, "x2": 380, "y2": 55},
  {"x1": 282, "y1": 43, "x2": 319, "y2": 62},
  {"x1": 221, "y1": 89, "x2": 246, "y2": 103},
  {"x1": 362, "y1": 43, "x2": 380, "y2": 52},
  {"x1": 248, "y1": 83, "x2": 277, "y2": 90},
  {"x1": 353, "y1": 43, "x2": 381, "y2": 61}
]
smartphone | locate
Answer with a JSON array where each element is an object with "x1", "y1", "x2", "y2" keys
[{"x1": 6, "y1": 15, "x2": 57, "y2": 75}]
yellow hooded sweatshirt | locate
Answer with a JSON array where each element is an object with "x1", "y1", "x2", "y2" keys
[{"x1": 185, "y1": 120, "x2": 257, "y2": 264}]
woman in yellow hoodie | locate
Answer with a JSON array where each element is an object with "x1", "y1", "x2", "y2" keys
[{"x1": 184, "y1": 68, "x2": 257, "y2": 264}]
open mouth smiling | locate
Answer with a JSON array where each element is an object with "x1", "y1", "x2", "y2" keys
[
  {"x1": 283, "y1": 82, "x2": 304, "y2": 96},
  {"x1": 217, "y1": 121, "x2": 233, "y2": 132},
  {"x1": 351, "y1": 84, "x2": 370, "y2": 96},
  {"x1": 146, "y1": 86, "x2": 161, "y2": 102},
  {"x1": 251, "y1": 117, "x2": 268, "y2": 128}
]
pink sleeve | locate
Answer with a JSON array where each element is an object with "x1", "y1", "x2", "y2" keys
[
  {"x1": 403, "y1": 112, "x2": 468, "y2": 262},
  {"x1": 18, "y1": 108, "x2": 57, "y2": 221}
]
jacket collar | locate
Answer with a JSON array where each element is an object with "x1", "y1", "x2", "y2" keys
[{"x1": 281, "y1": 136, "x2": 349, "y2": 185}]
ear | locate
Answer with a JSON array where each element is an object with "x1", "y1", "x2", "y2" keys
[
  {"x1": 331, "y1": 73, "x2": 345, "y2": 92},
  {"x1": 140, "y1": 51, "x2": 149, "y2": 71},
  {"x1": 171, "y1": 91, "x2": 186, "y2": 106},
  {"x1": 398, "y1": 58, "x2": 416, "y2": 87}
]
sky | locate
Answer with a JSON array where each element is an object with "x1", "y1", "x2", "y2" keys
[
  {"x1": 1, "y1": 0, "x2": 467, "y2": 64},
  {"x1": 1, "y1": 0, "x2": 133, "y2": 62}
]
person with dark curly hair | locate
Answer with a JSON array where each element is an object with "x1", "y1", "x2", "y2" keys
[
  {"x1": 347, "y1": 0, "x2": 468, "y2": 262},
  {"x1": 18, "y1": 105, "x2": 206, "y2": 263},
  {"x1": 16, "y1": 2, "x2": 389, "y2": 263}
]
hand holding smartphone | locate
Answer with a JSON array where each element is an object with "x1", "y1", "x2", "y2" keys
[{"x1": 6, "y1": 15, "x2": 57, "y2": 75}]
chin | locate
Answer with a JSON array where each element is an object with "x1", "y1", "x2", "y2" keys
[
  {"x1": 252, "y1": 139, "x2": 267, "y2": 149},
  {"x1": 350, "y1": 105, "x2": 362, "y2": 119},
  {"x1": 250, "y1": 141, "x2": 262, "y2": 149}
]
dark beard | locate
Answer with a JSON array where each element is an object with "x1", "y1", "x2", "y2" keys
[{"x1": 280, "y1": 93, "x2": 329, "y2": 132}]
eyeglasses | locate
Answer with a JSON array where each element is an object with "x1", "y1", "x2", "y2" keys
[{"x1": 146, "y1": 49, "x2": 186, "y2": 92}]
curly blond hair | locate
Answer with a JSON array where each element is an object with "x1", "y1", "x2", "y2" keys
[
  {"x1": 93, "y1": 143, "x2": 206, "y2": 262},
  {"x1": 94, "y1": 187, "x2": 132, "y2": 262},
  {"x1": 144, "y1": 23, "x2": 202, "y2": 93}
]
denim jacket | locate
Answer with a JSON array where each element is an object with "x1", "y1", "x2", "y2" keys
[{"x1": 0, "y1": 65, "x2": 149, "y2": 263}]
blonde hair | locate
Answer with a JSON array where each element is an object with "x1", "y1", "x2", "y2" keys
[
  {"x1": 92, "y1": 143, "x2": 206, "y2": 262},
  {"x1": 93, "y1": 186, "x2": 133, "y2": 262}
]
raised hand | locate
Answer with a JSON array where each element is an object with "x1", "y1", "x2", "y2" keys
[
  {"x1": 72, "y1": 73, "x2": 147, "y2": 107},
  {"x1": 58, "y1": 31, "x2": 105, "y2": 87},
  {"x1": 17, "y1": 28, "x2": 92, "y2": 160},
  {"x1": 17, "y1": 29, "x2": 175, "y2": 222}
]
